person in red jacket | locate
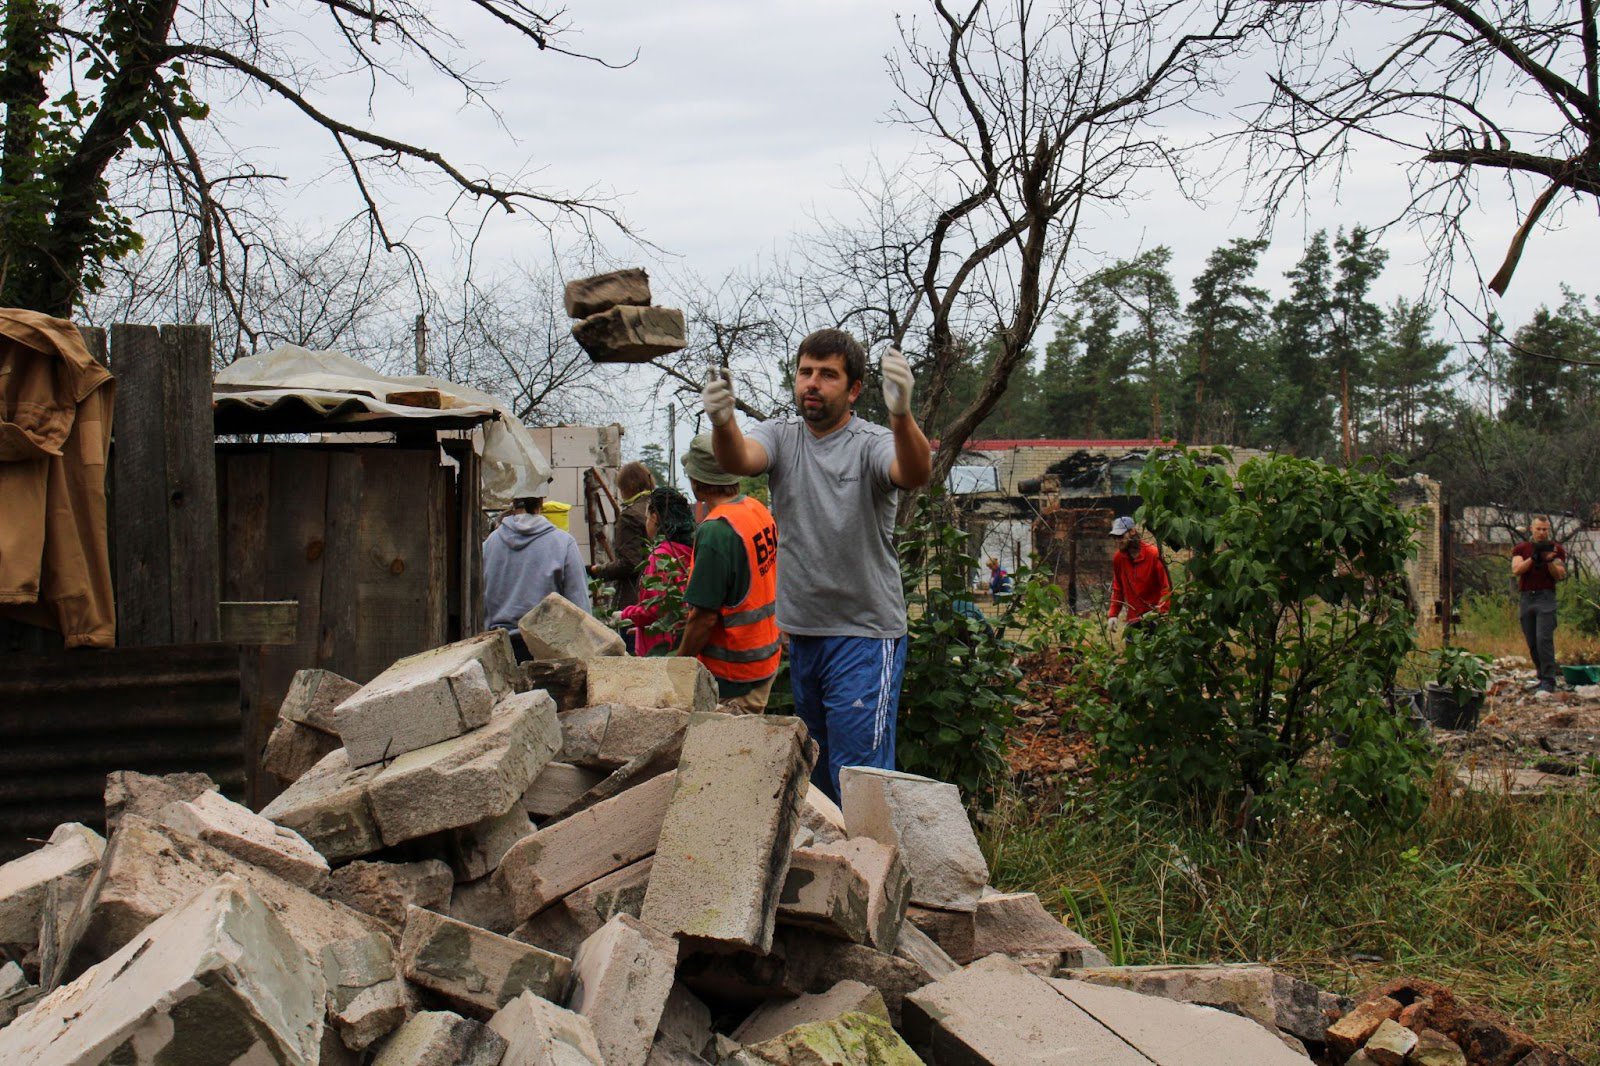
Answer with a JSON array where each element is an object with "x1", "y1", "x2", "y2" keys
[{"x1": 1108, "y1": 516, "x2": 1170, "y2": 629}]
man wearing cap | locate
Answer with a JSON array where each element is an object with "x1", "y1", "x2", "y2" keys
[
  {"x1": 676, "y1": 434, "x2": 782, "y2": 712},
  {"x1": 1108, "y1": 516, "x2": 1170, "y2": 630},
  {"x1": 700, "y1": 328, "x2": 931, "y2": 801},
  {"x1": 483, "y1": 491, "x2": 590, "y2": 661}
]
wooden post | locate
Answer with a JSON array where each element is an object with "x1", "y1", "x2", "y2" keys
[{"x1": 110, "y1": 324, "x2": 220, "y2": 645}]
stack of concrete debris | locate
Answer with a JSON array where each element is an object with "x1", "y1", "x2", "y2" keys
[
  {"x1": 2, "y1": 593, "x2": 1355, "y2": 1064},
  {"x1": 565, "y1": 268, "x2": 687, "y2": 364},
  {"x1": 1324, "y1": 978, "x2": 1583, "y2": 1066}
]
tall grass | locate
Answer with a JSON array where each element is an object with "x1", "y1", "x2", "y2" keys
[
  {"x1": 1449, "y1": 589, "x2": 1600, "y2": 664},
  {"x1": 982, "y1": 772, "x2": 1600, "y2": 1058}
]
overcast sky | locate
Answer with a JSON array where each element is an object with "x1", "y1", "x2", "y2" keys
[{"x1": 235, "y1": 0, "x2": 1594, "y2": 457}]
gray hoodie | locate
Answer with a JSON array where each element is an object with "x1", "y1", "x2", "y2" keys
[{"x1": 482, "y1": 513, "x2": 590, "y2": 631}]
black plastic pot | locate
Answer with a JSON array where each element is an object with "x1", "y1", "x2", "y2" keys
[{"x1": 1423, "y1": 684, "x2": 1483, "y2": 730}]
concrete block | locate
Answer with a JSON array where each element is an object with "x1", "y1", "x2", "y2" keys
[
  {"x1": 368, "y1": 690, "x2": 561, "y2": 845},
  {"x1": 742, "y1": 1010, "x2": 922, "y2": 1066},
  {"x1": 523, "y1": 761, "x2": 609, "y2": 817},
  {"x1": 1326, "y1": 995, "x2": 1403, "y2": 1060},
  {"x1": 564, "y1": 267, "x2": 652, "y2": 318},
  {"x1": 972, "y1": 890, "x2": 1103, "y2": 969},
  {"x1": 647, "y1": 1042, "x2": 717, "y2": 1065},
  {"x1": 1413, "y1": 1029, "x2": 1468, "y2": 1066},
  {"x1": 572, "y1": 305, "x2": 687, "y2": 363},
  {"x1": 800, "y1": 785, "x2": 848, "y2": 845},
  {"x1": 511, "y1": 857, "x2": 653, "y2": 959},
  {"x1": 569, "y1": 914, "x2": 680, "y2": 1066},
  {"x1": 0, "y1": 822, "x2": 103, "y2": 946},
  {"x1": 373, "y1": 1010, "x2": 509, "y2": 1066},
  {"x1": 261, "y1": 746, "x2": 385, "y2": 862},
  {"x1": 158, "y1": 788, "x2": 330, "y2": 890},
  {"x1": 324, "y1": 934, "x2": 409, "y2": 1050},
  {"x1": 1047, "y1": 977, "x2": 1312, "y2": 1064},
  {"x1": 337, "y1": 630, "x2": 518, "y2": 768},
  {"x1": 733, "y1": 979, "x2": 889, "y2": 1046},
  {"x1": 519, "y1": 592, "x2": 626, "y2": 660},
  {"x1": 264, "y1": 714, "x2": 343, "y2": 784},
  {"x1": 656, "y1": 981, "x2": 714, "y2": 1059},
  {"x1": 35, "y1": 863, "x2": 95, "y2": 994},
  {"x1": 809, "y1": 839, "x2": 908, "y2": 952},
  {"x1": 0, "y1": 875, "x2": 324, "y2": 1065},
  {"x1": 102, "y1": 769, "x2": 216, "y2": 832},
  {"x1": 449, "y1": 874, "x2": 519, "y2": 937},
  {"x1": 489, "y1": 990, "x2": 606, "y2": 1066},
  {"x1": 775, "y1": 929, "x2": 929, "y2": 1027},
  {"x1": 585, "y1": 656, "x2": 718, "y2": 713},
  {"x1": 554, "y1": 726, "x2": 686, "y2": 819},
  {"x1": 559, "y1": 703, "x2": 691, "y2": 768},
  {"x1": 447, "y1": 807, "x2": 537, "y2": 882},
  {"x1": 401, "y1": 905, "x2": 572, "y2": 1018},
  {"x1": 550, "y1": 425, "x2": 605, "y2": 467},
  {"x1": 325, "y1": 859, "x2": 454, "y2": 936},
  {"x1": 891, "y1": 920, "x2": 957, "y2": 981},
  {"x1": 839, "y1": 767, "x2": 988, "y2": 913},
  {"x1": 1070, "y1": 964, "x2": 1333, "y2": 1044},
  {"x1": 521, "y1": 658, "x2": 588, "y2": 711},
  {"x1": 641, "y1": 714, "x2": 813, "y2": 952},
  {"x1": 495, "y1": 770, "x2": 677, "y2": 922},
  {"x1": 779, "y1": 847, "x2": 872, "y2": 944},
  {"x1": 281, "y1": 667, "x2": 362, "y2": 734},
  {"x1": 0, "y1": 960, "x2": 38, "y2": 1027},
  {"x1": 1365, "y1": 1018, "x2": 1418, "y2": 1065},
  {"x1": 905, "y1": 905, "x2": 974, "y2": 965},
  {"x1": 53, "y1": 816, "x2": 386, "y2": 990}
]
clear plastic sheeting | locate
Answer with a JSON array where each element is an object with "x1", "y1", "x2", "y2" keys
[{"x1": 215, "y1": 345, "x2": 552, "y2": 505}]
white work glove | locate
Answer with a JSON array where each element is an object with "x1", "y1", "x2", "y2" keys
[
  {"x1": 1108, "y1": 615, "x2": 1124, "y2": 635},
  {"x1": 881, "y1": 347, "x2": 913, "y2": 417},
  {"x1": 701, "y1": 368, "x2": 736, "y2": 427}
]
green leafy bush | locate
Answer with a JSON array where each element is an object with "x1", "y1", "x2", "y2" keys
[
  {"x1": 1428, "y1": 645, "x2": 1490, "y2": 701},
  {"x1": 896, "y1": 494, "x2": 1028, "y2": 803},
  {"x1": 1098, "y1": 448, "x2": 1433, "y2": 824}
]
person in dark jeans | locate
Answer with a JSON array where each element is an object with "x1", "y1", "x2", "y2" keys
[{"x1": 1511, "y1": 515, "x2": 1568, "y2": 693}]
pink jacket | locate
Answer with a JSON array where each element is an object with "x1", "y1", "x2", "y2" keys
[{"x1": 621, "y1": 541, "x2": 693, "y2": 657}]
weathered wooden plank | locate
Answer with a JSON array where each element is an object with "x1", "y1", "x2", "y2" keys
[
  {"x1": 161, "y1": 325, "x2": 220, "y2": 642},
  {"x1": 352, "y1": 448, "x2": 440, "y2": 680},
  {"x1": 110, "y1": 324, "x2": 173, "y2": 645},
  {"x1": 220, "y1": 601, "x2": 299, "y2": 645},
  {"x1": 318, "y1": 449, "x2": 361, "y2": 672}
]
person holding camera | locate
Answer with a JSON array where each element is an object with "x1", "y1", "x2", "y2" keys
[{"x1": 1511, "y1": 515, "x2": 1568, "y2": 693}]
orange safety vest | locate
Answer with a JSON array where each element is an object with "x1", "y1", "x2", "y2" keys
[{"x1": 700, "y1": 495, "x2": 781, "y2": 683}]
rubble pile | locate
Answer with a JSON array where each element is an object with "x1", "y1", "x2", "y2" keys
[
  {"x1": 1323, "y1": 978, "x2": 1585, "y2": 1066},
  {"x1": 0, "y1": 593, "x2": 1562, "y2": 1064}
]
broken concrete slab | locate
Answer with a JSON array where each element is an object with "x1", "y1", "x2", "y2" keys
[
  {"x1": 1364, "y1": 1018, "x2": 1418, "y2": 1065},
  {"x1": 892, "y1": 920, "x2": 958, "y2": 982},
  {"x1": 495, "y1": 770, "x2": 678, "y2": 922},
  {"x1": 372, "y1": 1010, "x2": 509, "y2": 1066},
  {"x1": 261, "y1": 746, "x2": 386, "y2": 863},
  {"x1": 0, "y1": 875, "x2": 324, "y2": 1066},
  {"x1": 449, "y1": 874, "x2": 519, "y2": 937},
  {"x1": 488, "y1": 990, "x2": 606, "y2": 1066},
  {"x1": 809, "y1": 838, "x2": 908, "y2": 952},
  {"x1": 777, "y1": 931, "x2": 931, "y2": 1027},
  {"x1": 1068, "y1": 963, "x2": 1344, "y2": 1046},
  {"x1": 564, "y1": 267, "x2": 652, "y2": 318},
  {"x1": 656, "y1": 981, "x2": 714, "y2": 1060},
  {"x1": 523, "y1": 761, "x2": 609, "y2": 818},
  {"x1": 641, "y1": 714, "x2": 812, "y2": 952},
  {"x1": 281, "y1": 667, "x2": 362, "y2": 734},
  {"x1": 0, "y1": 960, "x2": 39, "y2": 1027},
  {"x1": 325, "y1": 858, "x2": 455, "y2": 936},
  {"x1": 779, "y1": 846, "x2": 872, "y2": 944},
  {"x1": 401, "y1": 904, "x2": 572, "y2": 1017},
  {"x1": 1327, "y1": 995, "x2": 1404, "y2": 1060},
  {"x1": 569, "y1": 914, "x2": 680, "y2": 1066},
  {"x1": 520, "y1": 592, "x2": 626, "y2": 660},
  {"x1": 103, "y1": 769, "x2": 217, "y2": 832},
  {"x1": 264, "y1": 714, "x2": 344, "y2": 785},
  {"x1": 585, "y1": 656, "x2": 717, "y2": 713},
  {"x1": 741, "y1": 1011, "x2": 923, "y2": 1066},
  {"x1": 520, "y1": 658, "x2": 588, "y2": 711},
  {"x1": 904, "y1": 906, "x2": 974, "y2": 965},
  {"x1": 732, "y1": 979, "x2": 890, "y2": 1046},
  {"x1": 446, "y1": 807, "x2": 537, "y2": 882},
  {"x1": 558, "y1": 703, "x2": 692, "y2": 769},
  {"x1": 1048, "y1": 977, "x2": 1312, "y2": 1064},
  {"x1": 511, "y1": 857, "x2": 654, "y2": 959},
  {"x1": 337, "y1": 629, "x2": 518, "y2": 768},
  {"x1": 553, "y1": 725, "x2": 688, "y2": 820},
  {"x1": 572, "y1": 305, "x2": 687, "y2": 363},
  {"x1": 0, "y1": 822, "x2": 103, "y2": 946},
  {"x1": 800, "y1": 785, "x2": 848, "y2": 845},
  {"x1": 159, "y1": 787, "x2": 331, "y2": 890},
  {"x1": 839, "y1": 767, "x2": 988, "y2": 913},
  {"x1": 903, "y1": 954, "x2": 1147, "y2": 1064},
  {"x1": 324, "y1": 934, "x2": 410, "y2": 1050},
  {"x1": 368, "y1": 690, "x2": 561, "y2": 845},
  {"x1": 971, "y1": 891, "x2": 1104, "y2": 970},
  {"x1": 1413, "y1": 1029, "x2": 1469, "y2": 1066},
  {"x1": 53, "y1": 816, "x2": 386, "y2": 989}
]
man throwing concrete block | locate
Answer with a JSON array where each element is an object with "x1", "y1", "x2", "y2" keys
[{"x1": 702, "y1": 328, "x2": 932, "y2": 801}]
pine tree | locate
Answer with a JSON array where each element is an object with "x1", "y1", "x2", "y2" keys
[
  {"x1": 1268, "y1": 232, "x2": 1335, "y2": 456},
  {"x1": 1329, "y1": 227, "x2": 1389, "y2": 463},
  {"x1": 1180, "y1": 238, "x2": 1270, "y2": 445},
  {"x1": 1367, "y1": 299, "x2": 1453, "y2": 454},
  {"x1": 1080, "y1": 248, "x2": 1182, "y2": 438}
]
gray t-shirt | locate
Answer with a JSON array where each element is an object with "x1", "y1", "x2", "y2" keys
[{"x1": 746, "y1": 414, "x2": 906, "y2": 638}]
